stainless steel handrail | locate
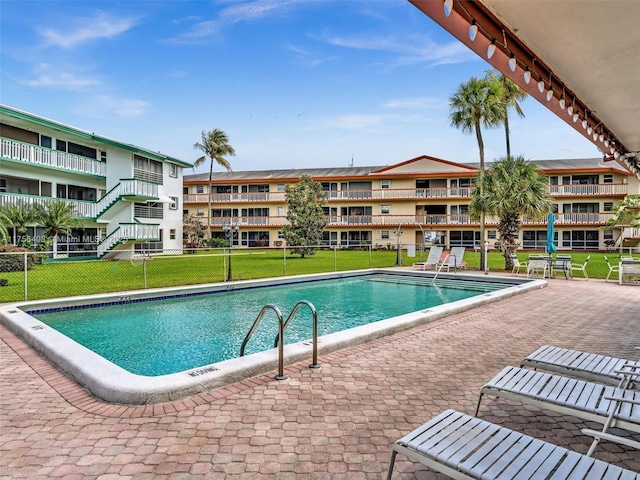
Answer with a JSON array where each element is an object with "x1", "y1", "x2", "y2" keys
[
  {"x1": 239, "y1": 304, "x2": 287, "y2": 380},
  {"x1": 273, "y1": 300, "x2": 320, "y2": 369}
]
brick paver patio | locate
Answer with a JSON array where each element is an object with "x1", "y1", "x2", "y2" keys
[{"x1": 1, "y1": 277, "x2": 639, "y2": 479}]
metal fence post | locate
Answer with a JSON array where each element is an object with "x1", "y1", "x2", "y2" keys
[
  {"x1": 24, "y1": 252, "x2": 28, "y2": 301},
  {"x1": 283, "y1": 243, "x2": 287, "y2": 276},
  {"x1": 334, "y1": 245, "x2": 337, "y2": 271}
]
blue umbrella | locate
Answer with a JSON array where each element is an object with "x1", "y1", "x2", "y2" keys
[{"x1": 546, "y1": 211, "x2": 557, "y2": 253}]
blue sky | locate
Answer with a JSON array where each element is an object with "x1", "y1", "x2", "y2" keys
[{"x1": 1, "y1": 0, "x2": 599, "y2": 174}]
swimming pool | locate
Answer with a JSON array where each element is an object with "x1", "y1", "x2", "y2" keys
[{"x1": 0, "y1": 269, "x2": 544, "y2": 404}]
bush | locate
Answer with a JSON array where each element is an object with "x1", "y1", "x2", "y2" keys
[
  {"x1": 206, "y1": 237, "x2": 230, "y2": 248},
  {"x1": 0, "y1": 245, "x2": 46, "y2": 272}
]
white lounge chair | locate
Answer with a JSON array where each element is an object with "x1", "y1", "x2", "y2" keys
[
  {"x1": 510, "y1": 254, "x2": 527, "y2": 274},
  {"x1": 412, "y1": 246, "x2": 443, "y2": 271},
  {"x1": 526, "y1": 255, "x2": 549, "y2": 278},
  {"x1": 521, "y1": 345, "x2": 640, "y2": 389},
  {"x1": 570, "y1": 254, "x2": 591, "y2": 279},
  {"x1": 437, "y1": 246, "x2": 466, "y2": 272},
  {"x1": 475, "y1": 366, "x2": 640, "y2": 435},
  {"x1": 604, "y1": 255, "x2": 620, "y2": 282},
  {"x1": 387, "y1": 409, "x2": 640, "y2": 480}
]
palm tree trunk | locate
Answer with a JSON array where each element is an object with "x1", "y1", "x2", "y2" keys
[
  {"x1": 208, "y1": 159, "x2": 213, "y2": 240},
  {"x1": 504, "y1": 112, "x2": 511, "y2": 158},
  {"x1": 475, "y1": 122, "x2": 487, "y2": 272}
]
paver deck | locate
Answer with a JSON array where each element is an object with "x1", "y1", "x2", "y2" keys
[{"x1": 1, "y1": 276, "x2": 639, "y2": 479}]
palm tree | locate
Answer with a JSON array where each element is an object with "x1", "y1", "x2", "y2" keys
[
  {"x1": 0, "y1": 206, "x2": 10, "y2": 244},
  {"x1": 2, "y1": 202, "x2": 42, "y2": 245},
  {"x1": 449, "y1": 76, "x2": 504, "y2": 269},
  {"x1": 470, "y1": 155, "x2": 552, "y2": 271},
  {"x1": 40, "y1": 200, "x2": 81, "y2": 254},
  {"x1": 486, "y1": 70, "x2": 528, "y2": 157},
  {"x1": 193, "y1": 129, "x2": 235, "y2": 239}
]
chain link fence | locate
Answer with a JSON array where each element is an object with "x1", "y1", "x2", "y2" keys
[{"x1": 0, "y1": 246, "x2": 636, "y2": 303}]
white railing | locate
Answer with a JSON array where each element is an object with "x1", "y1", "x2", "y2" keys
[
  {"x1": 97, "y1": 223, "x2": 160, "y2": 257},
  {"x1": 549, "y1": 183, "x2": 627, "y2": 196},
  {"x1": 96, "y1": 179, "x2": 159, "y2": 217},
  {"x1": 0, "y1": 193, "x2": 95, "y2": 218},
  {"x1": 1, "y1": 137, "x2": 106, "y2": 177}
]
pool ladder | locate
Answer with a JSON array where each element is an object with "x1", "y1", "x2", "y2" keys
[{"x1": 239, "y1": 300, "x2": 320, "y2": 380}]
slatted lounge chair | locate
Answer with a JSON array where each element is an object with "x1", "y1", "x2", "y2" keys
[
  {"x1": 526, "y1": 255, "x2": 549, "y2": 278},
  {"x1": 510, "y1": 254, "x2": 527, "y2": 274},
  {"x1": 521, "y1": 345, "x2": 640, "y2": 389},
  {"x1": 413, "y1": 246, "x2": 444, "y2": 271},
  {"x1": 437, "y1": 246, "x2": 467, "y2": 272},
  {"x1": 604, "y1": 255, "x2": 620, "y2": 282},
  {"x1": 475, "y1": 366, "x2": 640, "y2": 435},
  {"x1": 387, "y1": 409, "x2": 640, "y2": 480}
]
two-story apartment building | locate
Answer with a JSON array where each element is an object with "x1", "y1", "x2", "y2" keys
[
  {"x1": 183, "y1": 155, "x2": 640, "y2": 252},
  {"x1": 0, "y1": 105, "x2": 191, "y2": 258}
]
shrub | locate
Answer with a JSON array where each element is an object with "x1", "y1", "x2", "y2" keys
[{"x1": 0, "y1": 245, "x2": 45, "y2": 272}]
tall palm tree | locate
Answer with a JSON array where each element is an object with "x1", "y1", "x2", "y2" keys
[
  {"x1": 486, "y1": 70, "x2": 528, "y2": 157},
  {"x1": 470, "y1": 155, "x2": 552, "y2": 271},
  {"x1": 449, "y1": 76, "x2": 503, "y2": 269},
  {"x1": 40, "y1": 200, "x2": 81, "y2": 254},
  {"x1": 193, "y1": 129, "x2": 235, "y2": 239}
]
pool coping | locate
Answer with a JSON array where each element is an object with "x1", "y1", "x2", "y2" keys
[{"x1": 0, "y1": 269, "x2": 545, "y2": 405}]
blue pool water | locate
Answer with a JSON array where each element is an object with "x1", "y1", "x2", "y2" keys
[{"x1": 33, "y1": 273, "x2": 508, "y2": 376}]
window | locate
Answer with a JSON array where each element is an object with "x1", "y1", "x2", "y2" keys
[
  {"x1": 56, "y1": 140, "x2": 67, "y2": 152},
  {"x1": 277, "y1": 184, "x2": 285, "y2": 192},
  {"x1": 183, "y1": 187, "x2": 188, "y2": 194},
  {"x1": 169, "y1": 196, "x2": 178, "y2": 210},
  {"x1": 380, "y1": 180, "x2": 391, "y2": 189},
  {"x1": 197, "y1": 208, "x2": 204, "y2": 216},
  {"x1": 603, "y1": 202, "x2": 614, "y2": 212},
  {"x1": 487, "y1": 230, "x2": 497, "y2": 239},
  {"x1": 380, "y1": 205, "x2": 391, "y2": 215},
  {"x1": 562, "y1": 230, "x2": 599, "y2": 249},
  {"x1": 603, "y1": 174, "x2": 613, "y2": 184},
  {"x1": 380, "y1": 230, "x2": 390, "y2": 239},
  {"x1": 169, "y1": 229, "x2": 176, "y2": 240},
  {"x1": 0, "y1": 178, "x2": 5, "y2": 192},
  {"x1": 277, "y1": 207, "x2": 285, "y2": 216},
  {"x1": 100, "y1": 150, "x2": 107, "y2": 162},
  {"x1": 134, "y1": 154, "x2": 163, "y2": 184},
  {"x1": 196, "y1": 185, "x2": 204, "y2": 194},
  {"x1": 183, "y1": 209, "x2": 189, "y2": 216},
  {"x1": 169, "y1": 164, "x2": 178, "y2": 178},
  {"x1": 40, "y1": 135, "x2": 52, "y2": 148}
]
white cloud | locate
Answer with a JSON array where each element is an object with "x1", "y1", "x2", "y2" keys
[
  {"x1": 76, "y1": 95, "x2": 149, "y2": 118},
  {"x1": 167, "y1": 0, "x2": 317, "y2": 44},
  {"x1": 315, "y1": 31, "x2": 475, "y2": 68},
  {"x1": 23, "y1": 63, "x2": 99, "y2": 89},
  {"x1": 383, "y1": 97, "x2": 445, "y2": 110},
  {"x1": 39, "y1": 11, "x2": 139, "y2": 48}
]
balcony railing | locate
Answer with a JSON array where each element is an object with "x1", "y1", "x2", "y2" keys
[
  {"x1": 97, "y1": 223, "x2": 160, "y2": 257},
  {"x1": 549, "y1": 183, "x2": 627, "y2": 196},
  {"x1": 0, "y1": 192, "x2": 96, "y2": 218},
  {"x1": 1, "y1": 137, "x2": 106, "y2": 177},
  {"x1": 184, "y1": 183, "x2": 626, "y2": 205},
  {"x1": 199, "y1": 212, "x2": 616, "y2": 229},
  {"x1": 96, "y1": 179, "x2": 159, "y2": 218}
]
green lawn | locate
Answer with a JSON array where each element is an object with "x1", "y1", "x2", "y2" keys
[{"x1": 0, "y1": 249, "x2": 625, "y2": 303}]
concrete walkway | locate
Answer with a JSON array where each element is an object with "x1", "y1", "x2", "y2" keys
[{"x1": 1, "y1": 277, "x2": 639, "y2": 479}]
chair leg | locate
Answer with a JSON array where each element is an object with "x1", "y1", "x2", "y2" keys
[
  {"x1": 474, "y1": 392, "x2": 485, "y2": 417},
  {"x1": 386, "y1": 449, "x2": 398, "y2": 480}
]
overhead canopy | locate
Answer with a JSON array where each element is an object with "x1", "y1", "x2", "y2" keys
[{"x1": 409, "y1": 0, "x2": 640, "y2": 179}]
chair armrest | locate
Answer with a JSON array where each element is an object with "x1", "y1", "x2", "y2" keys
[
  {"x1": 604, "y1": 395, "x2": 640, "y2": 406},
  {"x1": 581, "y1": 429, "x2": 640, "y2": 450},
  {"x1": 613, "y1": 369, "x2": 640, "y2": 378}
]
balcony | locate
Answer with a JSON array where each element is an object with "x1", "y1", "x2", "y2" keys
[
  {"x1": 0, "y1": 192, "x2": 96, "y2": 218},
  {"x1": 549, "y1": 183, "x2": 627, "y2": 196},
  {"x1": 1, "y1": 137, "x2": 106, "y2": 177}
]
